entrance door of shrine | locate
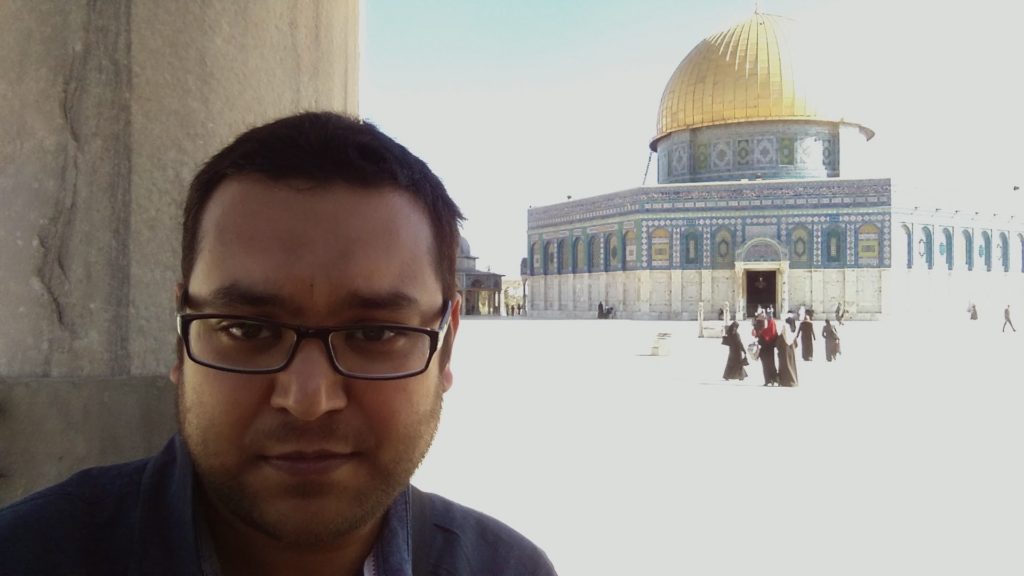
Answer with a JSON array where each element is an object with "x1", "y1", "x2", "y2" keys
[{"x1": 745, "y1": 270, "x2": 777, "y2": 317}]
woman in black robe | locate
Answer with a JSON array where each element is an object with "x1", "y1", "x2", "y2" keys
[
  {"x1": 721, "y1": 321, "x2": 747, "y2": 381},
  {"x1": 822, "y1": 319, "x2": 840, "y2": 362},
  {"x1": 753, "y1": 314, "x2": 778, "y2": 386},
  {"x1": 776, "y1": 317, "x2": 799, "y2": 386},
  {"x1": 797, "y1": 315, "x2": 816, "y2": 361}
]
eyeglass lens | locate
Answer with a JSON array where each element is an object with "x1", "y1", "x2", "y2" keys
[{"x1": 186, "y1": 317, "x2": 433, "y2": 376}]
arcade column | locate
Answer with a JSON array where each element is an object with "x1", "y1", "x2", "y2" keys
[
  {"x1": 0, "y1": 0, "x2": 359, "y2": 505},
  {"x1": 780, "y1": 263, "x2": 790, "y2": 316}
]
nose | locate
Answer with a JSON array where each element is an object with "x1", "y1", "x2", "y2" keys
[{"x1": 269, "y1": 337, "x2": 348, "y2": 420}]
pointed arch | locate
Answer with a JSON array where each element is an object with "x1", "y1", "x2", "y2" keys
[
  {"x1": 962, "y1": 229, "x2": 974, "y2": 271},
  {"x1": 856, "y1": 223, "x2": 881, "y2": 266},
  {"x1": 942, "y1": 227, "x2": 953, "y2": 270},
  {"x1": 901, "y1": 224, "x2": 913, "y2": 269},
  {"x1": 557, "y1": 238, "x2": 570, "y2": 274},
  {"x1": 712, "y1": 226, "x2": 734, "y2": 269},
  {"x1": 981, "y1": 231, "x2": 992, "y2": 271},
  {"x1": 1018, "y1": 233, "x2": 1024, "y2": 273},
  {"x1": 574, "y1": 237, "x2": 586, "y2": 273},
  {"x1": 682, "y1": 227, "x2": 702, "y2": 268},
  {"x1": 589, "y1": 235, "x2": 603, "y2": 272},
  {"x1": 650, "y1": 227, "x2": 671, "y2": 268},
  {"x1": 623, "y1": 229, "x2": 638, "y2": 270},
  {"x1": 787, "y1": 225, "x2": 810, "y2": 268},
  {"x1": 998, "y1": 232, "x2": 1010, "y2": 273},
  {"x1": 920, "y1": 227, "x2": 933, "y2": 270},
  {"x1": 824, "y1": 225, "x2": 846, "y2": 267},
  {"x1": 607, "y1": 232, "x2": 622, "y2": 270},
  {"x1": 737, "y1": 237, "x2": 786, "y2": 262}
]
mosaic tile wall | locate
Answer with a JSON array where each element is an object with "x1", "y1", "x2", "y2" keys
[
  {"x1": 528, "y1": 178, "x2": 891, "y2": 272},
  {"x1": 655, "y1": 121, "x2": 842, "y2": 183},
  {"x1": 525, "y1": 177, "x2": 893, "y2": 320}
]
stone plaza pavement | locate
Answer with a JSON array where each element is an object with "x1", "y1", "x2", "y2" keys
[{"x1": 413, "y1": 316, "x2": 1022, "y2": 575}]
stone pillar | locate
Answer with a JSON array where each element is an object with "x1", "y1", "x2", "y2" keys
[
  {"x1": 670, "y1": 269, "x2": 683, "y2": 318},
  {"x1": 780, "y1": 264, "x2": 790, "y2": 316},
  {"x1": 735, "y1": 264, "x2": 745, "y2": 319},
  {"x1": 844, "y1": 269, "x2": 858, "y2": 319},
  {"x1": 0, "y1": 0, "x2": 359, "y2": 506},
  {"x1": 700, "y1": 267, "x2": 713, "y2": 318}
]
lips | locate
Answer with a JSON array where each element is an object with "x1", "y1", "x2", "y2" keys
[{"x1": 263, "y1": 450, "x2": 355, "y2": 477}]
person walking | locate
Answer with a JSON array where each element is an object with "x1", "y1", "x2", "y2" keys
[
  {"x1": 776, "y1": 317, "x2": 799, "y2": 386},
  {"x1": 1004, "y1": 305, "x2": 1017, "y2": 332},
  {"x1": 797, "y1": 313, "x2": 816, "y2": 360},
  {"x1": 835, "y1": 301, "x2": 846, "y2": 325},
  {"x1": 753, "y1": 313, "x2": 779, "y2": 386},
  {"x1": 823, "y1": 319, "x2": 841, "y2": 361},
  {"x1": 721, "y1": 321, "x2": 748, "y2": 381},
  {"x1": 968, "y1": 303, "x2": 978, "y2": 320}
]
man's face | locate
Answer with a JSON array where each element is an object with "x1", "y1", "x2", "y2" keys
[{"x1": 171, "y1": 174, "x2": 459, "y2": 545}]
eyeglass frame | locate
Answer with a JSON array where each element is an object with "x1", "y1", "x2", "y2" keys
[{"x1": 176, "y1": 297, "x2": 453, "y2": 381}]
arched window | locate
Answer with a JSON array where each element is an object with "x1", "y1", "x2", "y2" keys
[
  {"x1": 788, "y1": 226, "x2": 811, "y2": 268},
  {"x1": 545, "y1": 240, "x2": 557, "y2": 275},
  {"x1": 982, "y1": 231, "x2": 992, "y2": 272},
  {"x1": 713, "y1": 227, "x2": 733, "y2": 268},
  {"x1": 825, "y1": 226, "x2": 845, "y2": 266},
  {"x1": 683, "y1": 229, "x2": 701, "y2": 268},
  {"x1": 1019, "y1": 233, "x2": 1024, "y2": 273},
  {"x1": 530, "y1": 242, "x2": 541, "y2": 275},
  {"x1": 999, "y1": 232, "x2": 1010, "y2": 273},
  {"x1": 651, "y1": 227, "x2": 671, "y2": 267},
  {"x1": 920, "y1": 227, "x2": 933, "y2": 270},
  {"x1": 558, "y1": 238, "x2": 570, "y2": 274},
  {"x1": 574, "y1": 237, "x2": 585, "y2": 273},
  {"x1": 607, "y1": 233, "x2": 621, "y2": 270},
  {"x1": 902, "y1": 225, "x2": 913, "y2": 269},
  {"x1": 942, "y1": 228, "x2": 954, "y2": 270},
  {"x1": 623, "y1": 230, "x2": 638, "y2": 270},
  {"x1": 857, "y1": 223, "x2": 881, "y2": 266},
  {"x1": 589, "y1": 235, "x2": 602, "y2": 272},
  {"x1": 962, "y1": 230, "x2": 974, "y2": 271}
]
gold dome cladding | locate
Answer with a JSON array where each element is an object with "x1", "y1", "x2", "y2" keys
[{"x1": 653, "y1": 12, "x2": 864, "y2": 146}]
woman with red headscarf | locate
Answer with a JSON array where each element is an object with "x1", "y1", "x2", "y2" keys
[{"x1": 753, "y1": 312, "x2": 779, "y2": 386}]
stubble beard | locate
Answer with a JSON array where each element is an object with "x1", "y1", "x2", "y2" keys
[{"x1": 176, "y1": 378, "x2": 443, "y2": 546}]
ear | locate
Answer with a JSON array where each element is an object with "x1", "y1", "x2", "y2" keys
[
  {"x1": 170, "y1": 282, "x2": 185, "y2": 386},
  {"x1": 440, "y1": 294, "x2": 461, "y2": 393}
]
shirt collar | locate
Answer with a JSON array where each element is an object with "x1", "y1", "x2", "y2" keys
[{"x1": 184, "y1": 451, "x2": 412, "y2": 576}]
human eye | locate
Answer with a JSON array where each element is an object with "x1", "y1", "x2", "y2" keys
[
  {"x1": 348, "y1": 326, "x2": 400, "y2": 343},
  {"x1": 216, "y1": 319, "x2": 281, "y2": 342},
  {"x1": 338, "y1": 326, "x2": 423, "y2": 357}
]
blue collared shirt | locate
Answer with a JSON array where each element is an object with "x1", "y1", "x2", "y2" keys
[{"x1": 0, "y1": 435, "x2": 557, "y2": 575}]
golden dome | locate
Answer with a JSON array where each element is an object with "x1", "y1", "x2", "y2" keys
[{"x1": 652, "y1": 12, "x2": 870, "y2": 148}]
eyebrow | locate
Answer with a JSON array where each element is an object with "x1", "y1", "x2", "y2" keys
[
  {"x1": 339, "y1": 291, "x2": 422, "y2": 312},
  {"x1": 185, "y1": 284, "x2": 292, "y2": 313},
  {"x1": 184, "y1": 284, "x2": 424, "y2": 316}
]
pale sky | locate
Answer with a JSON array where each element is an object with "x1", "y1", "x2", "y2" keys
[{"x1": 362, "y1": 0, "x2": 1024, "y2": 276}]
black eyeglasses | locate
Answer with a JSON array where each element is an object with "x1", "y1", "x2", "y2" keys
[{"x1": 177, "y1": 300, "x2": 452, "y2": 380}]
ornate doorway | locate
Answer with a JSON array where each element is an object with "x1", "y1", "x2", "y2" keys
[
  {"x1": 735, "y1": 237, "x2": 788, "y2": 319},
  {"x1": 745, "y1": 271, "x2": 776, "y2": 317}
]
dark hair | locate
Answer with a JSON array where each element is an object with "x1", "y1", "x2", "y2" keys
[{"x1": 181, "y1": 111, "x2": 464, "y2": 300}]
